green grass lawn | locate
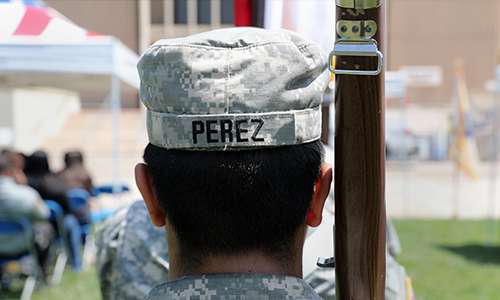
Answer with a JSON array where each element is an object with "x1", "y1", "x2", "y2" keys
[
  {"x1": 393, "y1": 220, "x2": 500, "y2": 300},
  {"x1": 0, "y1": 266, "x2": 100, "y2": 300}
]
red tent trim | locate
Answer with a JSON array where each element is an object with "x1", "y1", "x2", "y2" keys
[{"x1": 13, "y1": 5, "x2": 51, "y2": 35}]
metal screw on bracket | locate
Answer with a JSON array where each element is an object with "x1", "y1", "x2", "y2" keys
[
  {"x1": 352, "y1": 25, "x2": 359, "y2": 33},
  {"x1": 365, "y1": 25, "x2": 372, "y2": 33},
  {"x1": 341, "y1": 25, "x2": 348, "y2": 33}
]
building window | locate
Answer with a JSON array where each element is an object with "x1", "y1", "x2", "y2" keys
[
  {"x1": 198, "y1": 0, "x2": 210, "y2": 24},
  {"x1": 221, "y1": 0, "x2": 233, "y2": 24},
  {"x1": 175, "y1": 0, "x2": 187, "y2": 24}
]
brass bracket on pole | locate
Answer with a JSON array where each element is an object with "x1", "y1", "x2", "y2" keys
[
  {"x1": 337, "y1": 20, "x2": 377, "y2": 39},
  {"x1": 336, "y1": 0, "x2": 382, "y2": 9},
  {"x1": 329, "y1": 20, "x2": 383, "y2": 76}
]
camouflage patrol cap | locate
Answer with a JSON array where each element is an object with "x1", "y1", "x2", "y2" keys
[{"x1": 137, "y1": 27, "x2": 330, "y2": 150}]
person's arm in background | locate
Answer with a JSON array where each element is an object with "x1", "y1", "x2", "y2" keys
[
  {"x1": 4, "y1": 183, "x2": 51, "y2": 220},
  {"x1": 83, "y1": 167, "x2": 93, "y2": 194},
  {"x1": 18, "y1": 186, "x2": 50, "y2": 220},
  {"x1": 30, "y1": 196, "x2": 51, "y2": 220}
]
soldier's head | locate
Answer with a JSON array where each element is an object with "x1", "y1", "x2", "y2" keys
[{"x1": 135, "y1": 27, "x2": 332, "y2": 277}]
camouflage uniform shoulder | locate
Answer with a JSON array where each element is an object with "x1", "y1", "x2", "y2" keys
[
  {"x1": 146, "y1": 273, "x2": 324, "y2": 300},
  {"x1": 95, "y1": 200, "x2": 169, "y2": 300}
]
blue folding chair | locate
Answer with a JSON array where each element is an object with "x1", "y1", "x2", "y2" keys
[
  {"x1": 43, "y1": 200, "x2": 68, "y2": 284},
  {"x1": 90, "y1": 184, "x2": 128, "y2": 223},
  {"x1": 90, "y1": 207, "x2": 118, "y2": 224},
  {"x1": 92, "y1": 184, "x2": 129, "y2": 196},
  {"x1": 67, "y1": 189, "x2": 92, "y2": 231},
  {"x1": 0, "y1": 217, "x2": 41, "y2": 300},
  {"x1": 66, "y1": 189, "x2": 93, "y2": 271}
]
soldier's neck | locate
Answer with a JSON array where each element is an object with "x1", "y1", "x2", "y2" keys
[
  {"x1": 169, "y1": 252, "x2": 303, "y2": 280},
  {"x1": 165, "y1": 222, "x2": 307, "y2": 281}
]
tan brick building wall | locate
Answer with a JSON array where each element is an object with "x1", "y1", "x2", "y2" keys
[
  {"x1": 387, "y1": 0, "x2": 500, "y2": 106},
  {"x1": 45, "y1": 0, "x2": 141, "y2": 107},
  {"x1": 45, "y1": 0, "x2": 139, "y2": 53}
]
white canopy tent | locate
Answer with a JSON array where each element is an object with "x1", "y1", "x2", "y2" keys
[
  {"x1": 0, "y1": 36, "x2": 139, "y2": 92},
  {"x1": 0, "y1": 1, "x2": 139, "y2": 91},
  {"x1": 0, "y1": 0, "x2": 141, "y2": 195}
]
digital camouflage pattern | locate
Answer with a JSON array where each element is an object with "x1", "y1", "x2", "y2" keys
[
  {"x1": 95, "y1": 201, "x2": 411, "y2": 300},
  {"x1": 146, "y1": 273, "x2": 323, "y2": 300},
  {"x1": 306, "y1": 249, "x2": 410, "y2": 300},
  {"x1": 95, "y1": 201, "x2": 169, "y2": 300},
  {"x1": 137, "y1": 27, "x2": 330, "y2": 150}
]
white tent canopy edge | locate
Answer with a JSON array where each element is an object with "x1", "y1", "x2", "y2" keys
[{"x1": 0, "y1": 36, "x2": 140, "y2": 91}]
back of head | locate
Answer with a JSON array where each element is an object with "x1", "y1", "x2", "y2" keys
[
  {"x1": 139, "y1": 27, "x2": 330, "y2": 272},
  {"x1": 24, "y1": 150, "x2": 50, "y2": 176},
  {"x1": 144, "y1": 141, "x2": 324, "y2": 270},
  {"x1": 1, "y1": 149, "x2": 25, "y2": 169},
  {"x1": 64, "y1": 151, "x2": 84, "y2": 167}
]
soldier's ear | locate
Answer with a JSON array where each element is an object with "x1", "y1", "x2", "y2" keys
[
  {"x1": 135, "y1": 163, "x2": 166, "y2": 227},
  {"x1": 306, "y1": 163, "x2": 332, "y2": 228}
]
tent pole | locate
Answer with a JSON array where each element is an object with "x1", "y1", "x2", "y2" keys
[{"x1": 111, "y1": 74, "x2": 121, "y2": 206}]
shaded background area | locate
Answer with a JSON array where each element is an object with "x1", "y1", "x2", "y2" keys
[{"x1": 440, "y1": 244, "x2": 500, "y2": 265}]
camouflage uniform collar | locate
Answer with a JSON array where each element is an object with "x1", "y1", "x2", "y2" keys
[{"x1": 146, "y1": 273, "x2": 324, "y2": 300}]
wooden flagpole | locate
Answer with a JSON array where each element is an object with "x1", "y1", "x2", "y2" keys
[{"x1": 331, "y1": 0, "x2": 386, "y2": 298}]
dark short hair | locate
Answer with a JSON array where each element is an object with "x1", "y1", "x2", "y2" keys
[
  {"x1": 143, "y1": 140, "x2": 325, "y2": 272},
  {"x1": 24, "y1": 151, "x2": 50, "y2": 176},
  {"x1": 64, "y1": 151, "x2": 83, "y2": 166}
]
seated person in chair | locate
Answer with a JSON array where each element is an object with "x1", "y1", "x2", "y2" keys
[
  {"x1": 56, "y1": 150, "x2": 93, "y2": 195},
  {"x1": 23, "y1": 151, "x2": 83, "y2": 272},
  {"x1": 0, "y1": 153, "x2": 55, "y2": 284}
]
